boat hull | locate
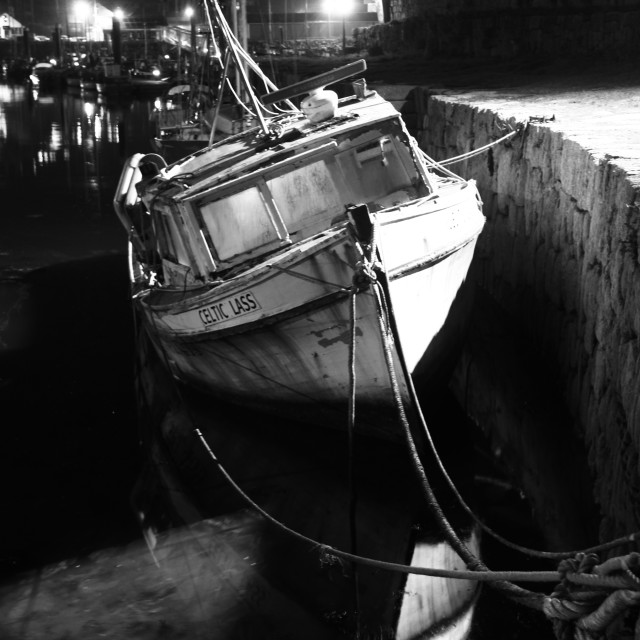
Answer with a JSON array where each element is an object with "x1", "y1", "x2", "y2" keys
[
  {"x1": 135, "y1": 184, "x2": 483, "y2": 439},
  {"x1": 150, "y1": 136, "x2": 210, "y2": 164},
  {"x1": 131, "y1": 322, "x2": 480, "y2": 639}
]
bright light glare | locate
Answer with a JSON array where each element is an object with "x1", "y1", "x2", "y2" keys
[
  {"x1": 324, "y1": 0, "x2": 353, "y2": 15},
  {"x1": 152, "y1": 68, "x2": 160, "y2": 77},
  {"x1": 184, "y1": 6, "x2": 194, "y2": 18},
  {"x1": 74, "y1": 1, "x2": 90, "y2": 18},
  {"x1": 113, "y1": 8, "x2": 124, "y2": 21}
]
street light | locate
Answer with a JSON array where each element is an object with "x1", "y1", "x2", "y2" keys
[
  {"x1": 323, "y1": 0, "x2": 353, "y2": 52},
  {"x1": 185, "y1": 6, "x2": 196, "y2": 82},
  {"x1": 74, "y1": 0, "x2": 90, "y2": 41}
]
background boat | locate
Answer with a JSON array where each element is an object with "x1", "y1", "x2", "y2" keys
[{"x1": 150, "y1": 82, "x2": 217, "y2": 162}]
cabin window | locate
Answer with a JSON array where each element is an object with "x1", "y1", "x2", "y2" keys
[
  {"x1": 199, "y1": 186, "x2": 279, "y2": 261},
  {"x1": 336, "y1": 134, "x2": 425, "y2": 209},
  {"x1": 156, "y1": 211, "x2": 191, "y2": 266},
  {"x1": 266, "y1": 159, "x2": 343, "y2": 234}
]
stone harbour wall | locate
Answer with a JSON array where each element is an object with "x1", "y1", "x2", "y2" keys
[{"x1": 414, "y1": 92, "x2": 640, "y2": 542}]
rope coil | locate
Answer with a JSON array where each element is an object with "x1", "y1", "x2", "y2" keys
[{"x1": 541, "y1": 552, "x2": 640, "y2": 639}]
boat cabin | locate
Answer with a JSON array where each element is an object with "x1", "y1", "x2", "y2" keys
[{"x1": 138, "y1": 92, "x2": 435, "y2": 288}]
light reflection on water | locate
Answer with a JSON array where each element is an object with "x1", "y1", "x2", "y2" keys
[
  {"x1": 0, "y1": 81, "x2": 159, "y2": 270},
  {"x1": 0, "y1": 81, "x2": 157, "y2": 223}
]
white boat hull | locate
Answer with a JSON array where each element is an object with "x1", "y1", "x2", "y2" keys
[{"x1": 136, "y1": 184, "x2": 483, "y2": 438}]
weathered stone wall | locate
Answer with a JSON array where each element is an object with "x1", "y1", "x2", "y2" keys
[
  {"x1": 357, "y1": 1, "x2": 640, "y2": 59},
  {"x1": 389, "y1": 0, "x2": 640, "y2": 21},
  {"x1": 413, "y1": 93, "x2": 640, "y2": 541}
]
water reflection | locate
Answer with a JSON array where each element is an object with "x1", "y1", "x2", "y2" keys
[
  {"x1": 0, "y1": 81, "x2": 160, "y2": 271},
  {"x1": 0, "y1": 80, "x2": 157, "y2": 223}
]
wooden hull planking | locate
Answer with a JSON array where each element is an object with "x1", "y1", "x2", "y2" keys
[{"x1": 135, "y1": 184, "x2": 483, "y2": 437}]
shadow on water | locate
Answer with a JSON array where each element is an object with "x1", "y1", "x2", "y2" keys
[
  {"x1": 0, "y1": 250, "x2": 557, "y2": 639},
  {"x1": 0, "y1": 252, "x2": 482, "y2": 640},
  {"x1": 0, "y1": 254, "x2": 140, "y2": 574}
]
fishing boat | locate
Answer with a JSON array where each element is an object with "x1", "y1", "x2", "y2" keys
[
  {"x1": 114, "y1": 0, "x2": 484, "y2": 435},
  {"x1": 95, "y1": 62, "x2": 133, "y2": 97},
  {"x1": 129, "y1": 65, "x2": 174, "y2": 95},
  {"x1": 114, "y1": 0, "x2": 488, "y2": 635},
  {"x1": 150, "y1": 82, "x2": 217, "y2": 162},
  {"x1": 150, "y1": 41, "x2": 259, "y2": 163}
]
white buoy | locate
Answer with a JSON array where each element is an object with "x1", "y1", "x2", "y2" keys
[{"x1": 300, "y1": 87, "x2": 338, "y2": 123}]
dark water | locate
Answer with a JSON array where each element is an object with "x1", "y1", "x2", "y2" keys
[
  {"x1": 0, "y1": 82, "x2": 157, "y2": 271},
  {"x1": 0, "y1": 81, "x2": 555, "y2": 639},
  {"x1": 0, "y1": 81, "x2": 161, "y2": 570}
]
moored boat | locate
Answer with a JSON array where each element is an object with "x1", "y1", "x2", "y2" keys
[
  {"x1": 95, "y1": 63, "x2": 132, "y2": 97},
  {"x1": 115, "y1": 0, "x2": 487, "y2": 634},
  {"x1": 129, "y1": 66, "x2": 174, "y2": 95},
  {"x1": 150, "y1": 82, "x2": 218, "y2": 162},
  {"x1": 115, "y1": 51, "x2": 484, "y2": 437},
  {"x1": 32, "y1": 61, "x2": 63, "y2": 90},
  {"x1": 150, "y1": 43, "x2": 260, "y2": 163}
]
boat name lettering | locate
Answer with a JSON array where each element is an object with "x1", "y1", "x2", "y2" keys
[{"x1": 198, "y1": 292, "x2": 261, "y2": 325}]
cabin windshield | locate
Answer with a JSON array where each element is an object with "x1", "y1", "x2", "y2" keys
[
  {"x1": 199, "y1": 186, "x2": 282, "y2": 262},
  {"x1": 188, "y1": 117, "x2": 429, "y2": 271},
  {"x1": 335, "y1": 121, "x2": 428, "y2": 210},
  {"x1": 266, "y1": 157, "x2": 344, "y2": 234}
]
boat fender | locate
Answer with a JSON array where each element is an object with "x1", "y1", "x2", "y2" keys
[
  {"x1": 114, "y1": 153, "x2": 145, "y2": 212},
  {"x1": 132, "y1": 154, "x2": 166, "y2": 199},
  {"x1": 301, "y1": 87, "x2": 338, "y2": 123}
]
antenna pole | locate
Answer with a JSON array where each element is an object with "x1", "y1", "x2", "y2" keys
[{"x1": 208, "y1": 0, "x2": 269, "y2": 135}]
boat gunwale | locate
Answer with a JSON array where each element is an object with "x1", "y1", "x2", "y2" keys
[
  {"x1": 143, "y1": 227, "x2": 480, "y2": 342},
  {"x1": 387, "y1": 231, "x2": 483, "y2": 281},
  {"x1": 138, "y1": 178, "x2": 482, "y2": 308},
  {"x1": 139, "y1": 224, "x2": 354, "y2": 313}
]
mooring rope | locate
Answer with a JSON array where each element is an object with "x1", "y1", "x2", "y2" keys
[
  {"x1": 437, "y1": 128, "x2": 521, "y2": 166},
  {"x1": 411, "y1": 120, "x2": 640, "y2": 565},
  {"x1": 175, "y1": 248, "x2": 638, "y2": 596},
  {"x1": 161, "y1": 236, "x2": 640, "y2": 635},
  {"x1": 183, "y1": 246, "x2": 554, "y2": 592},
  {"x1": 361, "y1": 263, "x2": 549, "y2": 609},
  {"x1": 355, "y1": 246, "x2": 640, "y2": 635},
  {"x1": 347, "y1": 278, "x2": 361, "y2": 630},
  {"x1": 193, "y1": 426, "x2": 559, "y2": 584}
]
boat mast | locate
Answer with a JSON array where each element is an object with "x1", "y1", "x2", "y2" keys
[{"x1": 207, "y1": 0, "x2": 269, "y2": 135}]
